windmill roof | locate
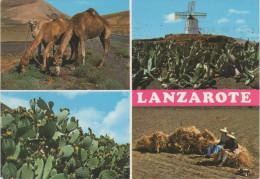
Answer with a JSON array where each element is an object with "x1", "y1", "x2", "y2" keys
[{"x1": 188, "y1": 15, "x2": 197, "y2": 20}]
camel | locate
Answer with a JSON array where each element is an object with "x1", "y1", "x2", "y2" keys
[
  {"x1": 19, "y1": 17, "x2": 76, "y2": 73},
  {"x1": 28, "y1": 19, "x2": 53, "y2": 57},
  {"x1": 53, "y1": 8, "x2": 111, "y2": 76}
]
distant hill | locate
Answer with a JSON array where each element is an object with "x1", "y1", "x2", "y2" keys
[
  {"x1": 102, "y1": 11, "x2": 129, "y2": 36},
  {"x1": 0, "y1": 102, "x2": 13, "y2": 115},
  {"x1": 1, "y1": 0, "x2": 71, "y2": 23},
  {"x1": 1, "y1": 0, "x2": 129, "y2": 42}
]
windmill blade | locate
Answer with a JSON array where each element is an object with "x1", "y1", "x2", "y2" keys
[
  {"x1": 193, "y1": 12, "x2": 207, "y2": 18},
  {"x1": 188, "y1": 1, "x2": 196, "y2": 14},
  {"x1": 175, "y1": 11, "x2": 189, "y2": 19}
]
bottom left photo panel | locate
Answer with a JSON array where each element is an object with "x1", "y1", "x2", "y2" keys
[{"x1": 0, "y1": 91, "x2": 130, "y2": 179}]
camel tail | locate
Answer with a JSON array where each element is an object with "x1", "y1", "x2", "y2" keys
[
  {"x1": 86, "y1": 8, "x2": 99, "y2": 16},
  {"x1": 56, "y1": 25, "x2": 73, "y2": 57}
]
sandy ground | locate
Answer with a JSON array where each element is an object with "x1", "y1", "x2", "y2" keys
[{"x1": 132, "y1": 107, "x2": 259, "y2": 178}]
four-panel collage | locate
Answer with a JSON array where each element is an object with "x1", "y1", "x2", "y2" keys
[{"x1": 0, "y1": 0, "x2": 259, "y2": 179}]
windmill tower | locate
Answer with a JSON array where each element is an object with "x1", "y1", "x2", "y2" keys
[{"x1": 175, "y1": 1, "x2": 206, "y2": 34}]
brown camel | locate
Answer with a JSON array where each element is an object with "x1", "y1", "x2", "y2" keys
[
  {"x1": 28, "y1": 19, "x2": 53, "y2": 57},
  {"x1": 19, "y1": 17, "x2": 77, "y2": 73},
  {"x1": 53, "y1": 8, "x2": 111, "y2": 76}
]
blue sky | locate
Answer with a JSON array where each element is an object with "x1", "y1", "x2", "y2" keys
[
  {"x1": 45, "y1": 0, "x2": 129, "y2": 16},
  {"x1": 1, "y1": 91, "x2": 130, "y2": 144},
  {"x1": 133, "y1": 0, "x2": 259, "y2": 41}
]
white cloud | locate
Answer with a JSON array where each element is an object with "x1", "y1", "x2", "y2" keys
[
  {"x1": 236, "y1": 19, "x2": 245, "y2": 24},
  {"x1": 229, "y1": 9, "x2": 250, "y2": 15},
  {"x1": 1, "y1": 94, "x2": 30, "y2": 109},
  {"x1": 101, "y1": 98, "x2": 130, "y2": 143},
  {"x1": 72, "y1": 98, "x2": 130, "y2": 144},
  {"x1": 217, "y1": 18, "x2": 229, "y2": 24},
  {"x1": 164, "y1": 13, "x2": 182, "y2": 23},
  {"x1": 58, "y1": 91, "x2": 88, "y2": 99}
]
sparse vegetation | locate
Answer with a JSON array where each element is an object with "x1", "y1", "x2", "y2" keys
[
  {"x1": 116, "y1": 48, "x2": 129, "y2": 58},
  {"x1": 1, "y1": 52, "x2": 125, "y2": 90}
]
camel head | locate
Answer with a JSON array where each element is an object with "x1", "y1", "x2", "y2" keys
[
  {"x1": 29, "y1": 19, "x2": 37, "y2": 38},
  {"x1": 18, "y1": 54, "x2": 30, "y2": 74},
  {"x1": 53, "y1": 53, "x2": 63, "y2": 76}
]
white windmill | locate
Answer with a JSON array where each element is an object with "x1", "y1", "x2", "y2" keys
[{"x1": 175, "y1": 1, "x2": 206, "y2": 34}]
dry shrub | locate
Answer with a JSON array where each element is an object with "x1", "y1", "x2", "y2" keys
[
  {"x1": 168, "y1": 126, "x2": 216, "y2": 154},
  {"x1": 214, "y1": 145, "x2": 251, "y2": 168},
  {"x1": 225, "y1": 145, "x2": 251, "y2": 168},
  {"x1": 136, "y1": 131, "x2": 169, "y2": 153},
  {"x1": 152, "y1": 131, "x2": 169, "y2": 153},
  {"x1": 136, "y1": 135, "x2": 154, "y2": 152}
]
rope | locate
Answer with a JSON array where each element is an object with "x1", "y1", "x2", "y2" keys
[
  {"x1": 24, "y1": 25, "x2": 30, "y2": 51},
  {"x1": 24, "y1": 24, "x2": 42, "y2": 67}
]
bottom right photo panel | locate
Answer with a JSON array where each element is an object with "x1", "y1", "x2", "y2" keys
[{"x1": 132, "y1": 106, "x2": 259, "y2": 178}]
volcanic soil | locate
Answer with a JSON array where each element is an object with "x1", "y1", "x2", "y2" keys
[{"x1": 132, "y1": 107, "x2": 259, "y2": 178}]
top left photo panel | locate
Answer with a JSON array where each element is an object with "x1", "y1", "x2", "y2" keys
[{"x1": 1, "y1": 0, "x2": 130, "y2": 90}]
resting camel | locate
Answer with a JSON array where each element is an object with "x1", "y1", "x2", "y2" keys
[
  {"x1": 53, "y1": 8, "x2": 111, "y2": 76},
  {"x1": 19, "y1": 17, "x2": 76, "y2": 73}
]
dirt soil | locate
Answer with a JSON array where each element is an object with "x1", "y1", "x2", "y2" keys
[
  {"x1": 1, "y1": 36, "x2": 129, "y2": 90},
  {"x1": 132, "y1": 107, "x2": 259, "y2": 178}
]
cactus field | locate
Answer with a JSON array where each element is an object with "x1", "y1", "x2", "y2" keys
[
  {"x1": 1, "y1": 98, "x2": 130, "y2": 179},
  {"x1": 132, "y1": 35, "x2": 259, "y2": 89}
]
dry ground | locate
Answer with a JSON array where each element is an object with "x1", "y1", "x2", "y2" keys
[{"x1": 132, "y1": 107, "x2": 259, "y2": 178}]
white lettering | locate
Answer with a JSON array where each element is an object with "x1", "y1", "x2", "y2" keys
[
  {"x1": 216, "y1": 92, "x2": 227, "y2": 103},
  {"x1": 189, "y1": 92, "x2": 201, "y2": 103},
  {"x1": 241, "y1": 92, "x2": 251, "y2": 103},
  {"x1": 163, "y1": 92, "x2": 175, "y2": 103},
  {"x1": 177, "y1": 92, "x2": 187, "y2": 103},
  {"x1": 228, "y1": 92, "x2": 239, "y2": 103},
  {"x1": 137, "y1": 92, "x2": 147, "y2": 103},
  {"x1": 203, "y1": 92, "x2": 214, "y2": 103},
  {"x1": 149, "y1": 92, "x2": 161, "y2": 103}
]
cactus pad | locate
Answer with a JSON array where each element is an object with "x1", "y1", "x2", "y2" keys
[
  {"x1": 43, "y1": 121, "x2": 56, "y2": 140},
  {"x1": 57, "y1": 110, "x2": 69, "y2": 124},
  {"x1": 2, "y1": 138, "x2": 16, "y2": 157},
  {"x1": 42, "y1": 155, "x2": 54, "y2": 179},
  {"x1": 75, "y1": 167, "x2": 89, "y2": 178},
  {"x1": 35, "y1": 158, "x2": 44, "y2": 179},
  {"x1": 99, "y1": 169, "x2": 117, "y2": 179},
  {"x1": 87, "y1": 157, "x2": 99, "y2": 170},
  {"x1": 1, "y1": 113, "x2": 15, "y2": 129},
  {"x1": 2, "y1": 162, "x2": 17, "y2": 179},
  {"x1": 90, "y1": 140, "x2": 99, "y2": 154},
  {"x1": 69, "y1": 130, "x2": 80, "y2": 144},
  {"x1": 58, "y1": 145, "x2": 74, "y2": 158}
]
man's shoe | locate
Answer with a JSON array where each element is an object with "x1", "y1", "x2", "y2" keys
[
  {"x1": 205, "y1": 155, "x2": 210, "y2": 158},
  {"x1": 217, "y1": 161, "x2": 224, "y2": 167}
]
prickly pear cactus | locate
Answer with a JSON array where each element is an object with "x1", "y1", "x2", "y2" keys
[{"x1": 1, "y1": 98, "x2": 129, "y2": 179}]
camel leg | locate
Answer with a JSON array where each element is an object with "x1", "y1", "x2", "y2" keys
[
  {"x1": 98, "y1": 28, "x2": 111, "y2": 69},
  {"x1": 38, "y1": 43, "x2": 41, "y2": 57},
  {"x1": 42, "y1": 42, "x2": 54, "y2": 72},
  {"x1": 80, "y1": 39, "x2": 86, "y2": 65},
  {"x1": 70, "y1": 37, "x2": 80, "y2": 61},
  {"x1": 69, "y1": 41, "x2": 74, "y2": 61}
]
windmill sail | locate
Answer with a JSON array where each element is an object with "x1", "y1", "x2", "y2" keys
[{"x1": 174, "y1": 1, "x2": 207, "y2": 34}]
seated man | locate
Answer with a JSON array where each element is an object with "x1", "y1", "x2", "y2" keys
[
  {"x1": 217, "y1": 132, "x2": 239, "y2": 167},
  {"x1": 206, "y1": 127, "x2": 228, "y2": 158}
]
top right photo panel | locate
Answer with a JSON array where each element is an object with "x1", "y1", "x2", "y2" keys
[{"x1": 132, "y1": 0, "x2": 259, "y2": 90}]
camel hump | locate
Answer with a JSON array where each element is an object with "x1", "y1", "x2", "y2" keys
[
  {"x1": 53, "y1": 17, "x2": 64, "y2": 22},
  {"x1": 86, "y1": 8, "x2": 99, "y2": 16}
]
